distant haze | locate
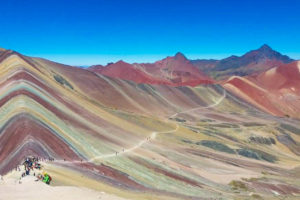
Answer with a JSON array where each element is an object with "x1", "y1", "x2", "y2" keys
[
  {"x1": 30, "y1": 51, "x2": 299, "y2": 67},
  {"x1": 30, "y1": 53, "x2": 237, "y2": 66}
]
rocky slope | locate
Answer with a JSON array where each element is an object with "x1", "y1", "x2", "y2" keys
[{"x1": 0, "y1": 49, "x2": 299, "y2": 200}]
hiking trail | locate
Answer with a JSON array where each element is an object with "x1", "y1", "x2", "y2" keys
[{"x1": 52, "y1": 88, "x2": 226, "y2": 164}]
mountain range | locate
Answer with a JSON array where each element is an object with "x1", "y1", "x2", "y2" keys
[
  {"x1": 192, "y1": 44, "x2": 294, "y2": 79},
  {"x1": 89, "y1": 52, "x2": 213, "y2": 86},
  {"x1": 87, "y1": 45, "x2": 300, "y2": 119},
  {"x1": 90, "y1": 44, "x2": 295, "y2": 83},
  {"x1": 0, "y1": 46, "x2": 299, "y2": 200}
]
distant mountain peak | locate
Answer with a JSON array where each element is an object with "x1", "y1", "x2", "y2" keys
[
  {"x1": 114, "y1": 60, "x2": 129, "y2": 65},
  {"x1": 174, "y1": 52, "x2": 187, "y2": 60},
  {"x1": 258, "y1": 44, "x2": 272, "y2": 51},
  {"x1": 0, "y1": 47, "x2": 6, "y2": 52},
  {"x1": 191, "y1": 44, "x2": 295, "y2": 80},
  {"x1": 227, "y1": 55, "x2": 239, "y2": 59},
  {"x1": 246, "y1": 44, "x2": 294, "y2": 63}
]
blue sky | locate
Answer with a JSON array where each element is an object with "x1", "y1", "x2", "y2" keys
[{"x1": 0, "y1": 0, "x2": 299, "y2": 65}]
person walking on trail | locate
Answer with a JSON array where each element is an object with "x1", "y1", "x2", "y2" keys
[
  {"x1": 42, "y1": 173, "x2": 52, "y2": 185},
  {"x1": 25, "y1": 166, "x2": 30, "y2": 175}
]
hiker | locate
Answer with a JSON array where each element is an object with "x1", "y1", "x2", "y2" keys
[
  {"x1": 36, "y1": 173, "x2": 43, "y2": 181},
  {"x1": 42, "y1": 173, "x2": 52, "y2": 185},
  {"x1": 25, "y1": 166, "x2": 30, "y2": 175},
  {"x1": 34, "y1": 163, "x2": 41, "y2": 170},
  {"x1": 23, "y1": 160, "x2": 29, "y2": 168}
]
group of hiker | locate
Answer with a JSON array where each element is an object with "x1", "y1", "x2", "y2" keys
[
  {"x1": 22, "y1": 157, "x2": 41, "y2": 176},
  {"x1": 18, "y1": 156, "x2": 52, "y2": 185}
]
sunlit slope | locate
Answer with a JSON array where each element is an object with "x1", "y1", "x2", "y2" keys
[
  {"x1": 223, "y1": 61, "x2": 300, "y2": 119},
  {"x1": 0, "y1": 51, "x2": 175, "y2": 173},
  {"x1": 30, "y1": 56, "x2": 225, "y2": 116},
  {"x1": 0, "y1": 50, "x2": 299, "y2": 199}
]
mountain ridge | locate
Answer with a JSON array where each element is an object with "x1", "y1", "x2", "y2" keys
[
  {"x1": 89, "y1": 52, "x2": 213, "y2": 86},
  {"x1": 223, "y1": 60, "x2": 300, "y2": 118},
  {"x1": 89, "y1": 44, "x2": 295, "y2": 83},
  {"x1": 0, "y1": 48, "x2": 300, "y2": 199},
  {"x1": 191, "y1": 44, "x2": 295, "y2": 80}
]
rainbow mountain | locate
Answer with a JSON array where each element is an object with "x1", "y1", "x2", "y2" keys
[{"x1": 0, "y1": 48, "x2": 300, "y2": 199}]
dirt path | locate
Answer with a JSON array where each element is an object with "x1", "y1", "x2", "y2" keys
[
  {"x1": 170, "y1": 88, "x2": 226, "y2": 118},
  {"x1": 53, "y1": 88, "x2": 226, "y2": 164}
]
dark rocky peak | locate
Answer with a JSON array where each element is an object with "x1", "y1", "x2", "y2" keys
[{"x1": 174, "y1": 52, "x2": 188, "y2": 60}]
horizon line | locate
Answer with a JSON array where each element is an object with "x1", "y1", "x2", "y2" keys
[
  {"x1": 2, "y1": 45, "x2": 299, "y2": 66},
  {"x1": 27, "y1": 52, "x2": 300, "y2": 67}
]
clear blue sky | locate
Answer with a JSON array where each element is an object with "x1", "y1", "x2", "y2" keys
[{"x1": 0, "y1": 0, "x2": 299, "y2": 65}]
